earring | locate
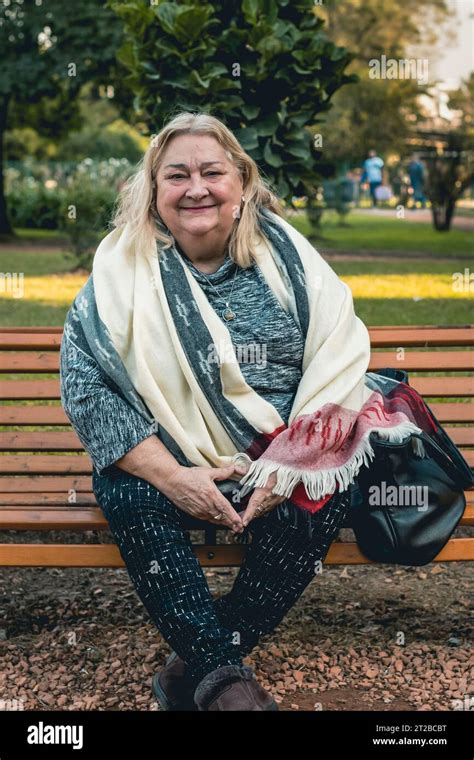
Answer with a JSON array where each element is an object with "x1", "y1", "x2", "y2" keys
[{"x1": 241, "y1": 195, "x2": 246, "y2": 203}]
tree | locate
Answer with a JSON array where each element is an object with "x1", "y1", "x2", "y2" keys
[
  {"x1": 0, "y1": 0, "x2": 124, "y2": 235},
  {"x1": 317, "y1": 0, "x2": 451, "y2": 167},
  {"x1": 416, "y1": 75, "x2": 474, "y2": 232},
  {"x1": 108, "y1": 0, "x2": 355, "y2": 205},
  {"x1": 423, "y1": 134, "x2": 473, "y2": 231},
  {"x1": 448, "y1": 73, "x2": 474, "y2": 132}
]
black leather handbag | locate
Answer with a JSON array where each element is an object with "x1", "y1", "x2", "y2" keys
[{"x1": 349, "y1": 369, "x2": 474, "y2": 566}]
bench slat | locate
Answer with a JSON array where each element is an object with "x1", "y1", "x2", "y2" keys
[
  {"x1": 0, "y1": 335, "x2": 62, "y2": 349},
  {"x1": 0, "y1": 381, "x2": 59, "y2": 400},
  {"x1": 2, "y1": 350, "x2": 473, "y2": 373},
  {"x1": 0, "y1": 403, "x2": 469, "y2": 425},
  {"x1": 0, "y1": 455, "x2": 92, "y2": 474},
  {"x1": 0, "y1": 406, "x2": 67, "y2": 425},
  {"x1": 429, "y1": 403, "x2": 474, "y2": 422},
  {"x1": 0, "y1": 353, "x2": 58, "y2": 372},
  {"x1": 370, "y1": 353, "x2": 474, "y2": 371},
  {"x1": 410, "y1": 377, "x2": 473, "y2": 397},
  {"x1": 0, "y1": 475, "x2": 93, "y2": 492},
  {"x1": 0, "y1": 432, "x2": 84, "y2": 450},
  {"x1": 0, "y1": 449, "x2": 473, "y2": 474},
  {"x1": 0, "y1": 507, "x2": 108, "y2": 529},
  {"x1": 0, "y1": 538, "x2": 472, "y2": 567},
  {"x1": 2, "y1": 428, "x2": 471, "y2": 452},
  {"x1": 367, "y1": 328, "x2": 474, "y2": 347},
  {"x1": 1, "y1": 326, "x2": 472, "y2": 348},
  {"x1": 0, "y1": 493, "x2": 97, "y2": 505},
  {"x1": 2, "y1": 376, "x2": 472, "y2": 400},
  {"x1": 444, "y1": 427, "x2": 474, "y2": 446},
  {"x1": 0, "y1": 327, "x2": 63, "y2": 334},
  {"x1": 1, "y1": 503, "x2": 472, "y2": 530}
]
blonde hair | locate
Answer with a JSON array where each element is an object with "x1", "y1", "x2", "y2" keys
[{"x1": 111, "y1": 111, "x2": 285, "y2": 268}]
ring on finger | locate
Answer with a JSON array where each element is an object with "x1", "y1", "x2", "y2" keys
[{"x1": 213, "y1": 512, "x2": 224, "y2": 520}]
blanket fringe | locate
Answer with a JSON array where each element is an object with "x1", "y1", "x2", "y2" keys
[
  {"x1": 236, "y1": 421, "x2": 423, "y2": 501},
  {"x1": 411, "y1": 435, "x2": 427, "y2": 458}
]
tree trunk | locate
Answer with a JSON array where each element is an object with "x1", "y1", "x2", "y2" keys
[
  {"x1": 307, "y1": 200, "x2": 324, "y2": 232},
  {"x1": 0, "y1": 96, "x2": 13, "y2": 236},
  {"x1": 431, "y1": 199, "x2": 456, "y2": 232}
]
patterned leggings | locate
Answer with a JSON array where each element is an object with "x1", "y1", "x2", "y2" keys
[{"x1": 92, "y1": 466, "x2": 351, "y2": 683}]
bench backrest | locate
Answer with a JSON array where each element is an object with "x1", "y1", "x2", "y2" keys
[{"x1": 0, "y1": 325, "x2": 472, "y2": 565}]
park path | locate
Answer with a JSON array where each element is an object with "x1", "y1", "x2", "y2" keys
[{"x1": 359, "y1": 207, "x2": 474, "y2": 232}]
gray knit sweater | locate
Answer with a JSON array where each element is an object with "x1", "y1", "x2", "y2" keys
[{"x1": 60, "y1": 250, "x2": 304, "y2": 476}]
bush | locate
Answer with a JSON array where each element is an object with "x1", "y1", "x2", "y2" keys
[
  {"x1": 58, "y1": 179, "x2": 118, "y2": 269},
  {"x1": 6, "y1": 178, "x2": 64, "y2": 230},
  {"x1": 5, "y1": 159, "x2": 134, "y2": 267},
  {"x1": 56, "y1": 124, "x2": 144, "y2": 163},
  {"x1": 322, "y1": 178, "x2": 355, "y2": 224}
]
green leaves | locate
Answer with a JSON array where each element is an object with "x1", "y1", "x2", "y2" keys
[
  {"x1": 254, "y1": 115, "x2": 280, "y2": 136},
  {"x1": 241, "y1": 104, "x2": 261, "y2": 119},
  {"x1": 108, "y1": 0, "x2": 354, "y2": 205},
  {"x1": 234, "y1": 127, "x2": 259, "y2": 151},
  {"x1": 286, "y1": 141, "x2": 310, "y2": 160},
  {"x1": 242, "y1": 0, "x2": 279, "y2": 26},
  {"x1": 1, "y1": 0, "x2": 123, "y2": 101},
  {"x1": 154, "y1": 3, "x2": 219, "y2": 43},
  {"x1": 153, "y1": 3, "x2": 180, "y2": 36},
  {"x1": 263, "y1": 140, "x2": 283, "y2": 167}
]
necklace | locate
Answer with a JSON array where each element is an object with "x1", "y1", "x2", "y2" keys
[{"x1": 197, "y1": 263, "x2": 240, "y2": 322}]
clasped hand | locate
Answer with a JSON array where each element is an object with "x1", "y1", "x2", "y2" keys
[
  {"x1": 239, "y1": 471, "x2": 287, "y2": 527},
  {"x1": 160, "y1": 462, "x2": 287, "y2": 534}
]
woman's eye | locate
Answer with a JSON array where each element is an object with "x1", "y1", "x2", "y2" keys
[{"x1": 168, "y1": 172, "x2": 221, "y2": 179}]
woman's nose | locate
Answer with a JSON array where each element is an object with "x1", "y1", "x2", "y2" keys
[{"x1": 185, "y1": 175, "x2": 210, "y2": 199}]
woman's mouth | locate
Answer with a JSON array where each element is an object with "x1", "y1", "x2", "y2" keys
[{"x1": 180, "y1": 205, "x2": 216, "y2": 213}]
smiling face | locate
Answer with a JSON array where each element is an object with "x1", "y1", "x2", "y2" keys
[{"x1": 155, "y1": 133, "x2": 243, "y2": 255}]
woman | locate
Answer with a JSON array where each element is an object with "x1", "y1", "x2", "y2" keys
[{"x1": 60, "y1": 112, "x2": 423, "y2": 712}]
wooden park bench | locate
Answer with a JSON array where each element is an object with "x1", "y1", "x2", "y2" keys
[{"x1": 0, "y1": 325, "x2": 473, "y2": 568}]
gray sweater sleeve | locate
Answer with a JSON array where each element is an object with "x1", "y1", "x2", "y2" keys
[{"x1": 59, "y1": 332, "x2": 156, "y2": 476}]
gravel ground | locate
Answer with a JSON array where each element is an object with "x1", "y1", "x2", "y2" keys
[{"x1": 0, "y1": 528, "x2": 472, "y2": 713}]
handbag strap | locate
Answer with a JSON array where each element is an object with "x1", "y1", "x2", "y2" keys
[
  {"x1": 372, "y1": 369, "x2": 473, "y2": 490},
  {"x1": 413, "y1": 430, "x2": 474, "y2": 490}
]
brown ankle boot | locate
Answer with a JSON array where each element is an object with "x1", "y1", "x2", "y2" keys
[
  {"x1": 193, "y1": 664, "x2": 279, "y2": 711},
  {"x1": 152, "y1": 651, "x2": 199, "y2": 711}
]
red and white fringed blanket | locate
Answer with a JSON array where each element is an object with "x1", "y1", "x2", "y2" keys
[{"x1": 236, "y1": 383, "x2": 429, "y2": 514}]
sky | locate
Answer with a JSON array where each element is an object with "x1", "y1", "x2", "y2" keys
[{"x1": 430, "y1": 0, "x2": 474, "y2": 87}]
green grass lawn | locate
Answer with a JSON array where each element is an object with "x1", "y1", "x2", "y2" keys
[
  {"x1": 329, "y1": 259, "x2": 473, "y2": 325},
  {"x1": 290, "y1": 210, "x2": 473, "y2": 256},
  {"x1": 0, "y1": 219, "x2": 472, "y2": 327},
  {"x1": 12, "y1": 228, "x2": 67, "y2": 242}
]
